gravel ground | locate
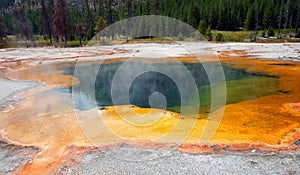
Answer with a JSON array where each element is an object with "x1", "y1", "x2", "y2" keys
[
  {"x1": 1, "y1": 43, "x2": 300, "y2": 65},
  {"x1": 0, "y1": 141, "x2": 38, "y2": 175},
  {"x1": 0, "y1": 78, "x2": 41, "y2": 110},
  {"x1": 61, "y1": 146, "x2": 300, "y2": 175}
]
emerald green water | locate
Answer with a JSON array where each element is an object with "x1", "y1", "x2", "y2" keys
[
  {"x1": 169, "y1": 76, "x2": 279, "y2": 114},
  {"x1": 62, "y1": 61, "x2": 280, "y2": 114}
]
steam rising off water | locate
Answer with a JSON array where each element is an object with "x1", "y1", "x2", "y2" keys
[{"x1": 62, "y1": 61, "x2": 280, "y2": 114}]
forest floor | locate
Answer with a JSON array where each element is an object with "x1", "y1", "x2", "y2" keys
[{"x1": 0, "y1": 42, "x2": 300, "y2": 174}]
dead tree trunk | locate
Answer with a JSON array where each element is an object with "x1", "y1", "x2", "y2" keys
[
  {"x1": 278, "y1": 0, "x2": 284, "y2": 35},
  {"x1": 289, "y1": 14, "x2": 293, "y2": 35},
  {"x1": 98, "y1": 0, "x2": 104, "y2": 16},
  {"x1": 85, "y1": 0, "x2": 93, "y2": 40},
  {"x1": 254, "y1": 1, "x2": 260, "y2": 41},
  {"x1": 14, "y1": 5, "x2": 33, "y2": 47},
  {"x1": 125, "y1": 0, "x2": 132, "y2": 42},
  {"x1": 108, "y1": 0, "x2": 114, "y2": 40},
  {"x1": 296, "y1": 0, "x2": 300, "y2": 34},
  {"x1": 41, "y1": 0, "x2": 53, "y2": 44},
  {"x1": 284, "y1": 0, "x2": 290, "y2": 35}
]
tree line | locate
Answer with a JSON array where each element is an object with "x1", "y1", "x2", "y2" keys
[{"x1": 0, "y1": 0, "x2": 300, "y2": 46}]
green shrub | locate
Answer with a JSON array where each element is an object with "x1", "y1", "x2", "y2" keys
[
  {"x1": 205, "y1": 26, "x2": 213, "y2": 41},
  {"x1": 177, "y1": 32, "x2": 184, "y2": 41},
  {"x1": 260, "y1": 30, "x2": 267, "y2": 37},
  {"x1": 215, "y1": 33, "x2": 224, "y2": 42},
  {"x1": 197, "y1": 20, "x2": 207, "y2": 36},
  {"x1": 267, "y1": 27, "x2": 275, "y2": 37},
  {"x1": 194, "y1": 31, "x2": 201, "y2": 40},
  {"x1": 67, "y1": 41, "x2": 81, "y2": 47}
]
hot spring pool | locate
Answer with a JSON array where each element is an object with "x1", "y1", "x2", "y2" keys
[{"x1": 61, "y1": 60, "x2": 280, "y2": 114}]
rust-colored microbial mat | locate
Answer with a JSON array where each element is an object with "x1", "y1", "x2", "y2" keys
[{"x1": 0, "y1": 56, "x2": 300, "y2": 174}]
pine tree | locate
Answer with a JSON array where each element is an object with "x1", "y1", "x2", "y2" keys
[
  {"x1": 263, "y1": 5, "x2": 273, "y2": 29},
  {"x1": 94, "y1": 16, "x2": 107, "y2": 43},
  {"x1": 245, "y1": 6, "x2": 256, "y2": 30},
  {"x1": 47, "y1": 0, "x2": 54, "y2": 29},
  {"x1": 94, "y1": 16, "x2": 107, "y2": 32},
  {"x1": 13, "y1": 4, "x2": 33, "y2": 47},
  {"x1": 53, "y1": 0, "x2": 71, "y2": 47},
  {"x1": 296, "y1": 0, "x2": 300, "y2": 34},
  {"x1": 151, "y1": 0, "x2": 160, "y2": 14},
  {"x1": 76, "y1": 23, "x2": 86, "y2": 47},
  {"x1": 85, "y1": 0, "x2": 94, "y2": 40},
  {"x1": 254, "y1": 0, "x2": 260, "y2": 33},
  {"x1": 284, "y1": 0, "x2": 290, "y2": 35},
  {"x1": 107, "y1": 0, "x2": 114, "y2": 40},
  {"x1": 0, "y1": 15, "x2": 7, "y2": 42},
  {"x1": 3, "y1": 0, "x2": 300, "y2": 43},
  {"x1": 267, "y1": 27, "x2": 275, "y2": 36},
  {"x1": 278, "y1": 0, "x2": 284, "y2": 35},
  {"x1": 288, "y1": 13, "x2": 293, "y2": 34},
  {"x1": 41, "y1": 0, "x2": 53, "y2": 44},
  {"x1": 127, "y1": 0, "x2": 133, "y2": 18},
  {"x1": 205, "y1": 26, "x2": 213, "y2": 41},
  {"x1": 217, "y1": 0, "x2": 226, "y2": 30},
  {"x1": 197, "y1": 20, "x2": 207, "y2": 36},
  {"x1": 190, "y1": 5, "x2": 200, "y2": 28},
  {"x1": 98, "y1": 0, "x2": 104, "y2": 17}
]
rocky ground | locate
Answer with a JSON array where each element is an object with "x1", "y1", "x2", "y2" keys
[
  {"x1": 61, "y1": 146, "x2": 300, "y2": 175},
  {"x1": 0, "y1": 43, "x2": 300, "y2": 66},
  {"x1": 0, "y1": 141, "x2": 39, "y2": 175}
]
